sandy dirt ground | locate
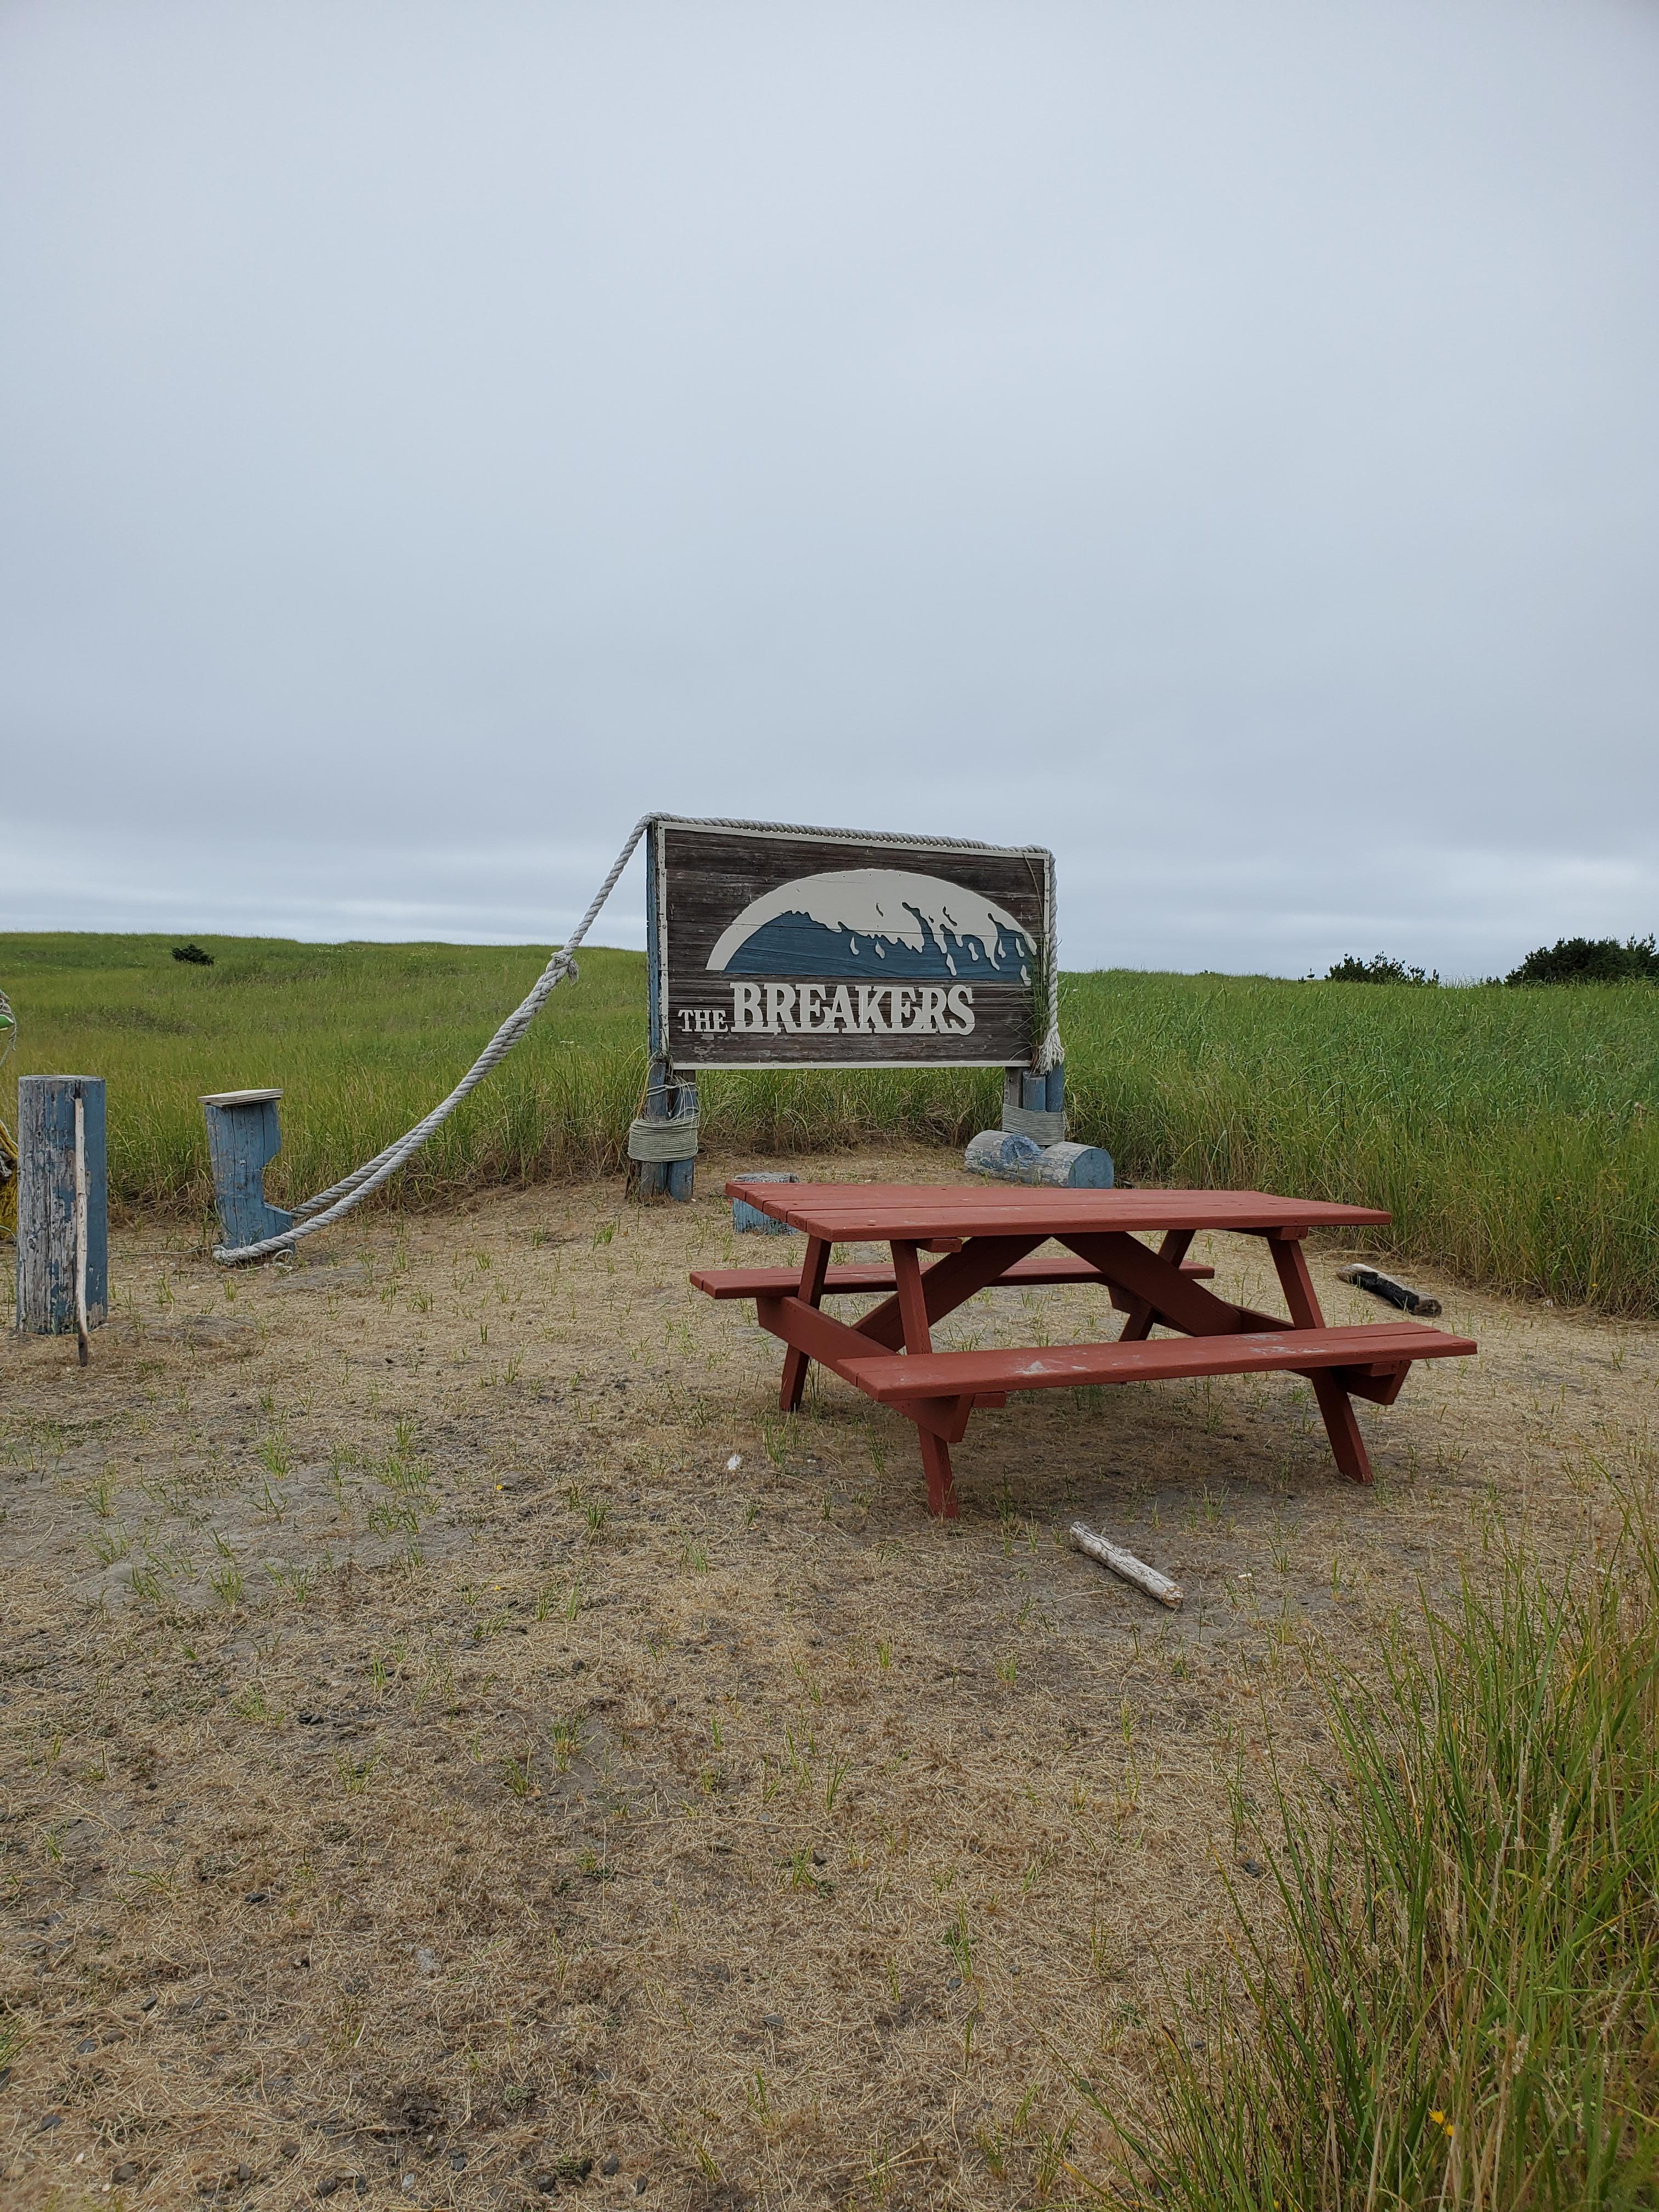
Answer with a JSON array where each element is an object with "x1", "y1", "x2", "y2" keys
[{"x1": 2, "y1": 1147, "x2": 1654, "y2": 2212}]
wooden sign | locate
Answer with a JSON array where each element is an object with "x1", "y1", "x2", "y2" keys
[{"x1": 649, "y1": 821, "x2": 1053, "y2": 1069}]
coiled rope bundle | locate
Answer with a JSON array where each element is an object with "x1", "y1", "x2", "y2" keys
[{"x1": 213, "y1": 814, "x2": 1059, "y2": 1263}]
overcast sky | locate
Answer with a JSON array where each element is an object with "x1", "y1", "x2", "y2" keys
[{"x1": 3, "y1": 1, "x2": 1656, "y2": 977}]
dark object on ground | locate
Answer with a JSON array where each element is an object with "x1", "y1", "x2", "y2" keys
[
  {"x1": 1337, "y1": 1263, "x2": 1442, "y2": 1317},
  {"x1": 1506, "y1": 934, "x2": 1658, "y2": 986},
  {"x1": 1325, "y1": 953, "x2": 1437, "y2": 985},
  {"x1": 172, "y1": 943, "x2": 215, "y2": 965}
]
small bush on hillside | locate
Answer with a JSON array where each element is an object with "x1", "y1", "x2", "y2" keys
[
  {"x1": 1507, "y1": 935, "x2": 1659, "y2": 986},
  {"x1": 171, "y1": 943, "x2": 215, "y2": 966},
  {"x1": 1325, "y1": 952, "x2": 1437, "y2": 985}
]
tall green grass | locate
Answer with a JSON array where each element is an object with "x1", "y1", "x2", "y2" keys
[
  {"x1": 1058, "y1": 973, "x2": 1657, "y2": 1316},
  {"x1": 1104, "y1": 1510, "x2": 1659, "y2": 2209},
  {"x1": 1, "y1": 935, "x2": 1654, "y2": 1312}
]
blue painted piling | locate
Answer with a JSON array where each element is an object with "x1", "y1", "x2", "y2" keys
[
  {"x1": 733, "y1": 1171, "x2": 800, "y2": 1234},
  {"x1": 1001, "y1": 1063, "x2": 1066, "y2": 1146},
  {"x1": 964, "y1": 1128, "x2": 1112, "y2": 1187},
  {"x1": 965, "y1": 1128, "x2": 1042, "y2": 1179},
  {"x1": 1032, "y1": 1139, "x2": 1113, "y2": 1188},
  {"x1": 201, "y1": 1090, "x2": 295, "y2": 1251},
  {"x1": 15, "y1": 1075, "x2": 108, "y2": 1336}
]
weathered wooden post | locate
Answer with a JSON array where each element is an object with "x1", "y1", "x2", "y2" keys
[
  {"x1": 16, "y1": 1075, "x2": 108, "y2": 1340},
  {"x1": 630, "y1": 833, "x2": 699, "y2": 1199},
  {"x1": 200, "y1": 1089, "x2": 294, "y2": 1250},
  {"x1": 629, "y1": 1056, "x2": 699, "y2": 1198}
]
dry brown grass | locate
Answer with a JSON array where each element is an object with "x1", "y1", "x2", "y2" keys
[{"x1": 1, "y1": 1147, "x2": 1652, "y2": 2212}]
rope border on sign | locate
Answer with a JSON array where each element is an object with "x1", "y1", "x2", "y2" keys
[{"x1": 212, "y1": 813, "x2": 1059, "y2": 1263}]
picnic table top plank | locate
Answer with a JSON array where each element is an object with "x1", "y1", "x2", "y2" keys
[
  {"x1": 724, "y1": 1180, "x2": 1391, "y2": 1239},
  {"x1": 842, "y1": 1320, "x2": 1476, "y2": 1403}
]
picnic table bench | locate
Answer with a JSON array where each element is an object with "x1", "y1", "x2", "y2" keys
[{"x1": 692, "y1": 1181, "x2": 1477, "y2": 1516}]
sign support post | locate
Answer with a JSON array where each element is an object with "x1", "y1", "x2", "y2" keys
[{"x1": 634, "y1": 831, "x2": 699, "y2": 1198}]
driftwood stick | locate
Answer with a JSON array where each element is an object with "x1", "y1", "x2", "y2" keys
[
  {"x1": 1069, "y1": 1521, "x2": 1183, "y2": 1609},
  {"x1": 73, "y1": 1093, "x2": 89, "y2": 1368}
]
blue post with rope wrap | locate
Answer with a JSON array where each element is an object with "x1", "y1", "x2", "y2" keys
[{"x1": 207, "y1": 813, "x2": 1063, "y2": 1264}]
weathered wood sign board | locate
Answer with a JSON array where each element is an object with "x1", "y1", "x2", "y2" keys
[{"x1": 650, "y1": 822, "x2": 1053, "y2": 1069}]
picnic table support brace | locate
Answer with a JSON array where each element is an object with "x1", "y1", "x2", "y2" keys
[
  {"x1": 1066, "y1": 1223, "x2": 1376, "y2": 1483},
  {"x1": 1116, "y1": 1228, "x2": 1194, "y2": 1341},
  {"x1": 780, "y1": 1236, "x2": 831, "y2": 1412},
  {"x1": 1060, "y1": 1231, "x2": 1283, "y2": 1338},
  {"x1": 854, "y1": 1233, "x2": 1047, "y2": 1351},
  {"x1": 891, "y1": 1241, "x2": 958, "y2": 1518},
  {"x1": 1267, "y1": 1233, "x2": 1373, "y2": 1484}
]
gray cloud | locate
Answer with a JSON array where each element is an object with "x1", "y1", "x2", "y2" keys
[{"x1": 3, "y1": 0, "x2": 1656, "y2": 975}]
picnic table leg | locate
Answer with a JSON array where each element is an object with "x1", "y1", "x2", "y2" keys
[
  {"x1": 780, "y1": 1237, "x2": 832, "y2": 1413},
  {"x1": 1117, "y1": 1228, "x2": 1195, "y2": 1341},
  {"x1": 1267, "y1": 1234, "x2": 1373, "y2": 1485},
  {"x1": 892, "y1": 1240, "x2": 958, "y2": 1519}
]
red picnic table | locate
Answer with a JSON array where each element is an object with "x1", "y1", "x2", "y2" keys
[{"x1": 692, "y1": 1181, "x2": 1477, "y2": 1517}]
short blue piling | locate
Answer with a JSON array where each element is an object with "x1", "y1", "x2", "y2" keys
[{"x1": 201, "y1": 1090, "x2": 295, "y2": 1251}]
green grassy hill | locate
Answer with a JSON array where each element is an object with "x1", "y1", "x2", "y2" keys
[{"x1": 3, "y1": 934, "x2": 1655, "y2": 1313}]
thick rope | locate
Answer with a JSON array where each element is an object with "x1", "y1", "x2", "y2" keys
[{"x1": 213, "y1": 814, "x2": 1060, "y2": 1263}]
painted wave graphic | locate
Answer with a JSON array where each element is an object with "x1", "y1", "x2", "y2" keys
[{"x1": 706, "y1": 868, "x2": 1034, "y2": 983}]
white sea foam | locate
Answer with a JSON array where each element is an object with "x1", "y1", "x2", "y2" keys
[{"x1": 706, "y1": 868, "x2": 1031, "y2": 975}]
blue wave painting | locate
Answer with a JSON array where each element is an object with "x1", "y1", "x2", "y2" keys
[{"x1": 707, "y1": 868, "x2": 1034, "y2": 983}]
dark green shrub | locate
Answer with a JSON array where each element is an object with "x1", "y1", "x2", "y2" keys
[
  {"x1": 171, "y1": 943, "x2": 215, "y2": 966},
  {"x1": 1325, "y1": 952, "x2": 1437, "y2": 985},
  {"x1": 1507, "y1": 935, "x2": 1658, "y2": 985}
]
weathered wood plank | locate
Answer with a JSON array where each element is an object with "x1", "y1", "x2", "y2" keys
[{"x1": 723, "y1": 1182, "x2": 1393, "y2": 1240}]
